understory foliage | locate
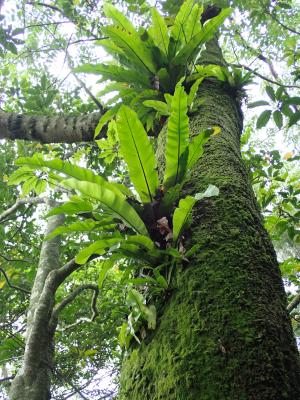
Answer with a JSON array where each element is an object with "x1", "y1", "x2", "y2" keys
[{"x1": 0, "y1": 0, "x2": 299, "y2": 398}]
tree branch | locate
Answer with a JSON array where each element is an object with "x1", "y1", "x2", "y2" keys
[
  {"x1": 267, "y1": 11, "x2": 300, "y2": 35},
  {"x1": 0, "y1": 197, "x2": 46, "y2": 223},
  {"x1": 0, "y1": 111, "x2": 103, "y2": 143},
  {"x1": 64, "y1": 43, "x2": 103, "y2": 111},
  {"x1": 51, "y1": 284, "x2": 99, "y2": 325},
  {"x1": 0, "y1": 267, "x2": 31, "y2": 294},
  {"x1": 287, "y1": 292, "x2": 300, "y2": 314},
  {"x1": 0, "y1": 375, "x2": 15, "y2": 383},
  {"x1": 229, "y1": 63, "x2": 300, "y2": 89}
]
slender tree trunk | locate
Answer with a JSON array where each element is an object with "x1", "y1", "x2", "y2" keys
[
  {"x1": 119, "y1": 49, "x2": 300, "y2": 400},
  {"x1": 9, "y1": 210, "x2": 64, "y2": 400}
]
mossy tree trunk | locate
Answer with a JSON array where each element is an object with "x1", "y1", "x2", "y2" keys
[{"x1": 120, "y1": 58, "x2": 300, "y2": 400}]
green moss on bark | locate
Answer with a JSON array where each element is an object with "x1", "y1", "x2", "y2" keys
[{"x1": 119, "y1": 81, "x2": 300, "y2": 400}]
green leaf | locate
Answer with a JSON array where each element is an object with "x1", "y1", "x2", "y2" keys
[
  {"x1": 187, "y1": 78, "x2": 204, "y2": 107},
  {"x1": 63, "y1": 179, "x2": 149, "y2": 235},
  {"x1": 157, "y1": 67, "x2": 173, "y2": 92},
  {"x1": 8, "y1": 166, "x2": 34, "y2": 185},
  {"x1": 116, "y1": 105, "x2": 159, "y2": 203},
  {"x1": 188, "y1": 64, "x2": 227, "y2": 82},
  {"x1": 277, "y1": 2, "x2": 292, "y2": 8},
  {"x1": 34, "y1": 179, "x2": 47, "y2": 195},
  {"x1": 149, "y1": 8, "x2": 169, "y2": 57},
  {"x1": 94, "y1": 107, "x2": 119, "y2": 139},
  {"x1": 173, "y1": 195, "x2": 197, "y2": 242},
  {"x1": 102, "y1": 26, "x2": 156, "y2": 74},
  {"x1": 187, "y1": 128, "x2": 216, "y2": 170},
  {"x1": 4, "y1": 41, "x2": 18, "y2": 54},
  {"x1": 46, "y1": 219, "x2": 115, "y2": 239},
  {"x1": 125, "y1": 234, "x2": 155, "y2": 251},
  {"x1": 173, "y1": 184, "x2": 219, "y2": 242},
  {"x1": 171, "y1": 0, "x2": 195, "y2": 46},
  {"x1": 103, "y1": 3, "x2": 135, "y2": 34},
  {"x1": 75, "y1": 238, "x2": 122, "y2": 264},
  {"x1": 119, "y1": 322, "x2": 131, "y2": 348},
  {"x1": 195, "y1": 184, "x2": 219, "y2": 200},
  {"x1": 74, "y1": 63, "x2": 151, "y2": 87},
  {"x1": 127, "y1": 288, "x2": 145, "y2": 309},
  {"x1": 273, "y1": 110, "x2": 283, "y2": 129},
  {"x1": 256, "y1": 110, "x2": 272, "y2": 129},
  {"x1": 21, "y1": 176, "x2": 37, "y2": 196},
  {"x1": 173, "y1": 8, "x2": 232, "y2": 65},
  {"x1": 248, "y1": 100, "x2": 270, "y2": 108},
  {"x1": 145, "y1": 304, "x2": 156, "y2": 329},
  {"x1": 98, "y1": 258, "x2": 116, "y2": 289},
  {"x1": 282, "y1": 97, "x2": 300, "y2": 106},
  {"x1": 47, "y1": 196, "x2": 93, "y2": 216},
  {"x1": 163, "y1": 82, "x2": 189, "y2": 189},
  {"x1": 153, "y1": 269, "x2": 168, "y2": 289},
  {"x1": 143, "y1": 100, "x2": 170, "y2": 115},
  {"x1": 160, "y1": 183, "x2": 182, "y2": 216},
  {"x1": 184, "y1": 4, "x2": 203, "y2": 43},
  {"x1": 275, "y1": 87, "x2": 284, "y2": 100},
  {"x1": 265, "y1": 85, "x2": 276, "y2": 101},
  {"x1": 16, "y1": 154, "x2": 124, "y2": 196},
  {"x1": 288, "y1": 111, "x2": 300, "y2": 127}
]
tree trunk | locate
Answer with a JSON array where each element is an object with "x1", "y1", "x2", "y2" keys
[
  {"x1": 119, "y1": 75, "x2": 300, "y2": 399},
  {"x1": 9, "y1": 210, "x2": 64, "y2": 400}
]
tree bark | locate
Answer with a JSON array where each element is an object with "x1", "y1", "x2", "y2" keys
[
  {"x1": 9, "y1": 209, "x2": 64, "y2": 400},
  {"x1": 0, "y1": 111, "x2": 102, "y2": 143},
  {"x1": 119, "y1": 72, "x2": 300, "y2": 400}
]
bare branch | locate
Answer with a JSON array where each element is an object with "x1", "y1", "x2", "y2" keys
[
  {"x1": 287, "y1": 292, "x2": 300, "y2": 314},
  {"x1": 267, "y1": 11, "x2": 300, "y2": 35},
  {"x1": 0, "y1": 197, "x2": 46, "y2": 223},
  {"x1": 0, "y1": 267, "x2": 31, "y2": 294},
  {"x1": 229, "y1": 63, "x2": 300, "y2": 89},
  {"x1": 26, "y1": 2, "x2": 63, "y2": 14},
  {"x1": 51, "y1": 284, "x2": 99, "y2": 325},
  {"x1": 63, "y1": 42, "x2": 103, "y2": 111},
  {"x1": 0, "y1": 375, "x2": 15, "y2": 383}
]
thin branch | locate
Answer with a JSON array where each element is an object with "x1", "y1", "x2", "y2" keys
[
  {"x1": 57, "y1": 317, "x2": 93, "y2": 331},
  {"x1": 0, "y1": 254, "x2": 31, "y2": 263},
  {"x1": 229, "y1": 63, "x2": 300, "y2": 89},
  {"x1": 24, "y1": 20, "x2": 72, "y2": 29},
  {"x1": 287, "y1": 292, "x2": 300, "y2": 314},
  {"x1": 51, "y1": 284, "x2": 99, "y2": 323},
  {"x1": 68, "y1": 37, "x2": 108, "y2": 45},
  {"x1": 0, "y1": 197, "x2": 46, "y2": 223},
  {"x1": 267, "y1": 11, "x2": 300, "y2": 35},
  {"x1": 26, "y1": 1, "x2": 99, "y2": 39},
  {"x1": 0, "y1": 267, "x2": 31, "y2": 294},
  {"x1": 26, "y1": 2, "x2": 63, "y2": 14},
  {"x1": 8, "y1": 204, "x2": 32, "y2": 242},
  {"x1": 231, "y1": 27, "x2": 280, "y2": 81},
  {"x1": 64, "y1": 42, "x2": 103, "y2": 111},
  {"x1": 0, "y1": 375, "x2": 15, "y2": 383}
]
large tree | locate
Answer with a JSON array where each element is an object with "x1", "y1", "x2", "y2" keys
[{"x1": 0, "y1": 1, "x2": 299, "y2": 399}]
